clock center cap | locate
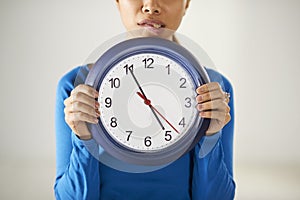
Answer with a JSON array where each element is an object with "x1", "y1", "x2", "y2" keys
[{"x1": 144, "y1": 99, "x2": 151, "y2": 105}]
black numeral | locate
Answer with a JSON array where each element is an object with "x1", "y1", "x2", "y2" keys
[
  {"x1": 124, "y1": 64, "x2": 133, "y2": 75},
  {"x1": 105, "y1": 97, "x2": 112, "y2": 108},
  {"x1": 184, "y1": 97, "x2": 192, "y2": 108},
  {"x1": 126, "y1": 131, "x2": 132, "y2": 141},
  {"x1": 165, "y1": 131, "x2": 172, "y2": 141},
  {"x1": 110, "y1": 117, "x2": 118, "y2": 128},
  {"x1": 166, "y1": 64, "x2": 170, "y2": 75},
  {"x1": 142, "y1": 58, "x2": 154, "y2": 69},
  {"x1": 179, "y1": 78, "x2": 187, "y2": 88},
  {"x1": 144, "y1": 136, "x2": 152, "y2": 147},
  {"x1": 109, "y1": 78, "x2": 120, "y2": 88},
  {"x1": 179, "y1": 117, "x2": 186, "y2": 127}
]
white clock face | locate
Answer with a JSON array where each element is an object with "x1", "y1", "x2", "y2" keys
[{"x1": 98, "y1": 53, "x2": 198, "y2": 152}]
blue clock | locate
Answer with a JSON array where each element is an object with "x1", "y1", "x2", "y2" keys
[{"x1": 85, "y1": 37, "x2": 210, "y2": 166}]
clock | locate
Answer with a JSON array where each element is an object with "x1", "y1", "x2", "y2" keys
[{"x1": 85, "y1": 36, "x2": 210, "y2": 166}]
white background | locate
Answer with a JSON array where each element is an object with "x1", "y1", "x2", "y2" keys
[{"x1": 0, "y1": 0, "x2": 299, "y2": 199}]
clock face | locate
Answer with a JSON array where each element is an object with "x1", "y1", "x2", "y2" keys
[{"x1": 98, "y1": 53, "x2": 198, "y2": 152}]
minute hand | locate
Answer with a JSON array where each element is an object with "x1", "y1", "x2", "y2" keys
[
  {"x1": 137, "y1": 92, "x2": 179, "y2": 134},
  {"x1": 129, "y1": 69, "x2": 165, "y2": 130}
]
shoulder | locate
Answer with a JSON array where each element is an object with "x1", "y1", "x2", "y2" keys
[
  {"x1": 57, "y1": 67, "x2": 80, "y2": 93},
  {"x1": 205, "y1": 68, "x2": 233, "y2": 93},
  {"x1": 56, "y1": 64, "x2": 94, "y2": 98},
  {"x1": 56, "y1": 66, "x2": 85, "y2": 100},
  {"x1": 58, "y1": 66, "x2": 81, "y2": 84}
]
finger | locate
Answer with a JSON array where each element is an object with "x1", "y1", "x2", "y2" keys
[
  {"x1": 196, "y1": 82, "x2": 221, "y2": 94},
  {"x1": 197, "y1": 99, "x2": 229, "y2": 112},
  {"x1": 64, "y1": 95, "x2": 99, "y2": 112},
  {"x1": 225, "y1": 97, "x2": 230, "y2": 104},
  {"x1": 65, "y1": 111, "x2": 99, "y2": 124},
  {"x1": 72, "y1": 92, "x2": 99, "y2": 108},
  {"x1": 200, "y1": 111, "x2": 231, "y2": 127},
  {"x1": 225, "y1": 113, "x2": 231, "y2": 125},
  {"x1": 71, "y1": 84, "x2": 99, "y2": 99},
  {"x1": 224, "y1": 92, "x2": 230, "y2": 104},
  {"x1": 196, "y1": 90, "x2": 224, "y2": 103},
  {"x1": 64, "y1": 100, "x2": 100, "y2": 123},
  {"x1": 200, "y1": 110, "x2": 230, "y2": 123},
  {"x1": 71, "y1": 101, "x2": 100, "y2": 117},
  {"x1": 64, "y1": 97, "x2": 72, "y2": 106}
]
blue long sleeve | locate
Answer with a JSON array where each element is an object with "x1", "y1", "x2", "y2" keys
[
  {"x1": 54, "y1": 66, "x2": 236, "y2": 200},
  {"x1": 192, "y1": 69, "x2": 236, "y2": 199},
  {"x1": 54, "y1": 67, "x2": 100, "y2": 199}
]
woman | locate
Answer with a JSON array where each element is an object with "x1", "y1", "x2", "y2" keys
[{"x1": 55, "y1": 0, "x2": 235, "y2": 199}]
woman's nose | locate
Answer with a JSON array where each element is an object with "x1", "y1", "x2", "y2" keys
[{"x1": 142, "y1": 0, "x2": 161, "y2": 15}]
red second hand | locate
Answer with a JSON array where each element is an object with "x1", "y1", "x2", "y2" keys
[{"x1": 136, "y1": 92, "x2": 180, "y2": 134}]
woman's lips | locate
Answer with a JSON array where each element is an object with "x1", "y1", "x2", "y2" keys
[{"x1": 137, "y1": 19, "x2": 166, "y2": 29}]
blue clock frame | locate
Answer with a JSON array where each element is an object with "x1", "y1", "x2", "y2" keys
[{"x1": 85, "y1": 37, "x2": 210, "y2": 166}]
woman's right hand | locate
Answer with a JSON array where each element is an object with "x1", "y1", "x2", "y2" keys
[{"x1": 64, "y1": 84, "x2": 100, "y2": 140}]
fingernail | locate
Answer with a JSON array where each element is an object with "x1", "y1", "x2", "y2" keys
[
  {"x1": 198, "y1": 87, "x2": 206, "y2": 93},
  {"x1": 94, "y1": 91, "x2": 99, "y2": 97},
  {"x1": 95, "y1": 101, "x2": 100, "y2": 108},
  {"x1": 198, "y1": 104, "x2": 203, "y2": 110},
  {"x1": 196, "y1": 95, "x2": 202, "y2": 102}
]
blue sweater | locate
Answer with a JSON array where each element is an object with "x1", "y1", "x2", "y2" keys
[{"x1": 54, "y1": 65, "x2": 235, "y2": 200}]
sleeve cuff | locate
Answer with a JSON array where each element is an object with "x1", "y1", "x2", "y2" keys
[
  {"x1": 72, "y1": 132, "x2": 109, "y2": 160},
  {"x1": 198, "y1": 131, "x2": 222, "y2": 158}
]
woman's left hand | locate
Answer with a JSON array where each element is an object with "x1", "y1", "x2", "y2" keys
[{"x1": 196, "y1": 82, "x2": 231, "y2": 136}]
